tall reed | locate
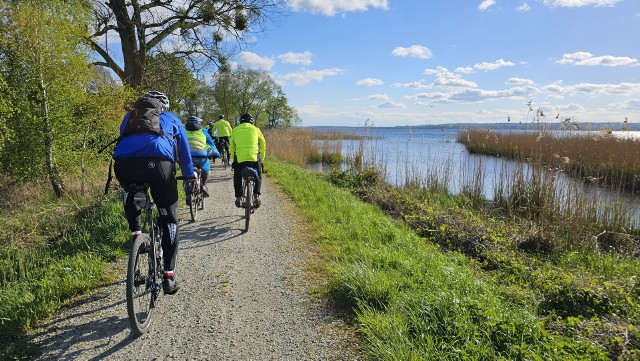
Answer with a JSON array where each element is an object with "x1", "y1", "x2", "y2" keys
[{"x1": 458, "y1": 129, "x2": 640, "y2": 193}]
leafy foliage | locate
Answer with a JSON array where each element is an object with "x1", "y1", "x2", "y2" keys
[{"x1": 212, "y1": 67, "x2": 300, "y2": 127}]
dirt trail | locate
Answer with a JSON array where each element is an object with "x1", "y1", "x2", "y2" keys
[{"x1": 29, "y1": 165, "x2": 361, "y2": 360}]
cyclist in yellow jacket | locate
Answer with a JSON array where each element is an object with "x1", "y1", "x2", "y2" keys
[
  {"x1": 185, "y1": 116, "x2": 219, "y2": 202},
  {"x1": 229, "y1": 113, "x2": 266, "y2": 208},
  {"x1": 213, "y1": 114, "x2": 233, "y2": 164}
]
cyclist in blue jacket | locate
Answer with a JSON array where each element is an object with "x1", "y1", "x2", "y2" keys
[{"x1": 113, "y1": 91, "x2": 194, "y2": 295}]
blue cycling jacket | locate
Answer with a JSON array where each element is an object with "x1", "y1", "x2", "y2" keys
[{"x1": 113, "y1": 111, "x2": 195, "y2": 178}]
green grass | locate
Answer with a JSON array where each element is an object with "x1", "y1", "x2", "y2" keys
[
  {"x1": 0, "y1": 196, "x2": 128, "y2": 360},
  {"x1": 265, "y1": 158, "x2": 609, "y2": 360},
  {"x1": 326, "y1": 166, "x2": 640, "y2": 360}
]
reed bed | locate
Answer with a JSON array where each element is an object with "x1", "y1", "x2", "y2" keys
[
  {"x1": 264, "y1": 128, "x2": 343, "y2": 167},
  {"x1": 458, "y1": 129, "x2": 640, "y2": 193}
]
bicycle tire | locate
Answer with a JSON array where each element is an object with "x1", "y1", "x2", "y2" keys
[
  {"x1": 200, "y1": 189, "x2": 206, "y2": 210},
  {"x1": 222, "y1": 149, "x2": 229, "y2": 169},
  {"x1": 189, "y1": 191, "x2": 198, "y2": 222},
  {"x1": 189, "y1": 175, "x2": 200, "y2": 222},
  {"x1": 244, "y1": 180, "x2": 252, "y2": 232},
  {"x1": 126, "y1": 233, "x2": 155, "y2": 336}
]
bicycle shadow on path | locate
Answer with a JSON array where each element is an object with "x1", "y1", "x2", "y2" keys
[
  {"x1": 28, "y1": 283, "x2": 138, "y2": 361},
  {"x1": 179, "y1": 214, "x2": 246, "y2": 249}
]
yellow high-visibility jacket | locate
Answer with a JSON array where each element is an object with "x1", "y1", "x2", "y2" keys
[
  {"x1": 213, "y1": 119, "x2": 233, "y2": 137},
  {"x1": 229, "y1": 122, "x2": 266, "y2": 163}
]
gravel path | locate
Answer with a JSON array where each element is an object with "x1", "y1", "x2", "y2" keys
[{"x1": 29, "y1": 165, "x2": 362, "y2": 360}]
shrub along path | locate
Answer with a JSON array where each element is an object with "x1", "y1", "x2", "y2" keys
[{"x1": 28, "y1": 165, "x2": 361, "y2": 360}]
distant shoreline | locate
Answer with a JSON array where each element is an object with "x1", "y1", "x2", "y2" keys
[{"x1": 304, "y1": 122, "x2": 640, "y2": 131}]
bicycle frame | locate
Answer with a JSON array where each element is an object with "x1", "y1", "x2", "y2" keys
[
  {"x1": 132, "y1": 188, "x2": 162, "y2": 292},
  {"x1": 127, "y1": 185, "x2": 163, "y2": 336}
]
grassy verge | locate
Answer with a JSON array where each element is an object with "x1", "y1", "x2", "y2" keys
[
  {"x1": 0, "y1": 191, "x2": 128, "y2": 360},
  {"x1": 265, "y1": 158, "x2": 611, "y2": 360}
]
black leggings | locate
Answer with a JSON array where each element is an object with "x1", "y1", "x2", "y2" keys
[
  {"x1": 114, "y1": 157, "x2": 180, "y2": 271},
  {"x1": 232, "y1": 161, "x2": 261, "y2": 198}
]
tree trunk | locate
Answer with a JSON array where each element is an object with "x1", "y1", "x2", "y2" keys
[
  {"x1": 110, "y1": 0, "x2": 144, "y2": 87},
  {"x1": 80, "y1": 126, "x2": 90, "y2": 196},
  {"x1": 39, "y1": 77, "x2": 65, "y2": 197}
]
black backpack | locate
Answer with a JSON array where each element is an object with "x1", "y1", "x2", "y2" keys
[
  {"x1": 122, "y1": 96, "x2": 164, "y2": 136},
  {"x1": 98, "y1": 96, "x2": 166, "y2": 195}
]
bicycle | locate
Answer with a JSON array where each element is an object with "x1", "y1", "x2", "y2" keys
[
  {"x1": 215, "y1": 137, "x2": 230, "y2": 169},
  {"x1": 240, "y1": 166, "x2": 259, "y2": 232},
  {"x1": 184, "y1": 165, "x2": 205, "y2": 222},
  {"x1": 126, "y1": 183, "x2": 164, "y2": 336}
]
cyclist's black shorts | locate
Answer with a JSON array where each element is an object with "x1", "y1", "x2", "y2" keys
[
  {"x1": 215, "y1": 136, "x2": 230, "y2": 149},
  {"x1": 114, "y1": 157, "x2": 178, "y2": 208}
]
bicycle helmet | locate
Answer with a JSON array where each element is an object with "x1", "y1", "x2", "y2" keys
[
  {"x1": 186, "y1": 115, "x2": 203, "y2": 130},
  {"x1": 187, "y1": 115, "x2": 202, "y2": 125},
  {"x1": 239, "y1": 113, "x2": 254, "y2": 124},
  {"x1": 218, "y1": 114, "x2": 224, "y2": 120},
  {"x1": 144, "y1": 90, "x2": 170, "y2": 111}
]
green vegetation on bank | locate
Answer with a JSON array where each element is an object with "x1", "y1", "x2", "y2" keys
[
  {"x1": 265, "y1": 158, "x2": 615, "y2": 360},
  {"x1": 0, "y1": 191, "x2": 128, "y2": 360}
]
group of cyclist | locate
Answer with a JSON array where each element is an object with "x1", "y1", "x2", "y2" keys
[{"x1": 111, "y1": 91, "x2": 266, "y2": 296}]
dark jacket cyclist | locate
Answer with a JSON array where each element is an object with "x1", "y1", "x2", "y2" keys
[
  {"x1": 229, "y1": 113, "x2": 266, "y2": 208},
  {"x1": 113, "y1": 91, "x2": 194, "y2": 295},
  {"x1": 212, "y1": 114, "x2": 233, "y2": 163}
]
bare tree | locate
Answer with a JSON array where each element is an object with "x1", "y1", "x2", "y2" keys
[{"x1": 88, "y1": 0, "x2": 284, "y2": 88}]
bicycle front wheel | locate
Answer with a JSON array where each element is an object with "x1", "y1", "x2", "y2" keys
[
  {"x1": 244, "y1": 180, "x2": 252, "y2": 232},
  {"x1": 126, "y1": 233, "x2": 155, "y2": 336}
]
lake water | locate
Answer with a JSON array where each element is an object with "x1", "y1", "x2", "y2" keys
[{"x1": 307, "y1": 126, "x2": 640, "y2": 223}]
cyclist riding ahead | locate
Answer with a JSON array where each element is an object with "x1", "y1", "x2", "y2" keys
[
  {"x1": 184, "y1": 115, "x2": 219, "y2": 204},
  {"x1": 112, "y1": 91, "x2": 195, "y2": 295},
  {"x1": 212, "y1": 114, "x2": 233, "y2": 164},
  {"x1": 229, "y1": 113, "x2": 266, "y2": 208}
]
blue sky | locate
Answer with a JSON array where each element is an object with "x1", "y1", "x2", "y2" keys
[{"x1": 231, "y1": 0, "x2": 640, "y2": 127}]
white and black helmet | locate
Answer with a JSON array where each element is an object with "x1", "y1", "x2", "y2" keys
[{"x1": 144, "y1": 90, "x2": 169, "y2": 111}]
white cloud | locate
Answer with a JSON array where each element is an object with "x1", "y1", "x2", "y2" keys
[
  {"x1": 424, "y1": 66, "x2": 478, "y2": 88},
  {"x1": 610, "y1": 99, "x2": 640, "y2": 110},
  {"x1": 368, "y1": 94, "x2": 391, "y2": 100},
  {"x1": 517, "y1": 3, "x2": 531, "y2": 12},
  {"x1": 455, "y1": 67, "x2": 475, "y2": 74},
  {"x1": 478, "y1": 0, "x2": 496, "y2": 11},
  {"x1": 557, "y1": 52, "x2": 638, "y2": 67},
  {"x1": 406, "y1": 92, "x2": 449, "y2": 101},
  {"x1": 543, "y1": 81, "x2": 640, "y2": 96},
  {"x1": 392, "y1": 81, "x2": 431, "y2": 89},
  {"x1": 378, "y1": 101, "x2": 405, "y2": 109},
  {"x1": 452, "y1": 59, "x2": 515, "y2": 74},
  {"x1": 506, "y1": 77, "x2": 536, "y2": 85},
  {"x1": 357, "y1": 77, "x2": 384, "y2": 86},
  {"x1": 392, "y1": 45, "x2": 433, "y2": 59},
  {"x1": 278, "y1": 68, "x2": 346, "y2": 86},
  {"x1": 474, "y1": 58, "x2": 515, "y2": 71},
  {"x1": 278, "y1": 51, "x2": 313, "y2": 65},
  {"x1": 288, "y1": 0, "x2": 389, "y2": 16},
  {"x1": 237, "y1": 52, "x2": 275, "y2": 70},
  {"x1": 542, "y1": 0, "x2": 620, "y2": 7},
  {"x1": 434, "y1": 77, "x2": 478, "y2": 88}
]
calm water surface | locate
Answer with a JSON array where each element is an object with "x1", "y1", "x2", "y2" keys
[{"x1": 308, "y1": 126, "x2": 640, "y2": 222}]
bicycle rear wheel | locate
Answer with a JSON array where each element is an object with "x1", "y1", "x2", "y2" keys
[
  {"x1": 199, "y1": 189, "x2": 206, "y2": 210},
  {"x1": 189, "y1": 176, "x2": 200, "y2": 222},
  {"x1": 244, "y1": 180, "x2": 252, "y2": 232},
  {"x1": 126, "y1": 233, "x2": 155, "y2": 336}
]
